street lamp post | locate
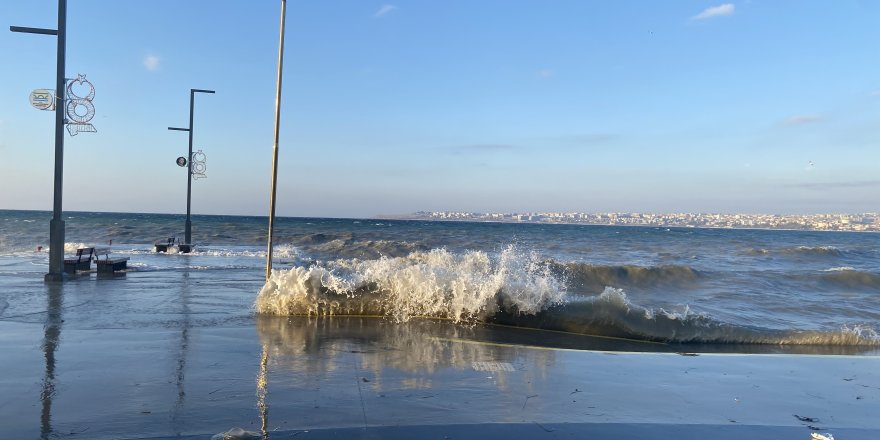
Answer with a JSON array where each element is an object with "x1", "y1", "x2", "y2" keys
[
  {"x1": 10, "y1": 0, "x2": 68, "y2": 282},
  {"x1": 169, "y1": 88, "x2": 214, "y2": 251}
]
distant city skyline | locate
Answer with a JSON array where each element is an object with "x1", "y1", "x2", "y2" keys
[
  {"x1": 403, "y1": 210, "x2": 880, "y2": 232},
  {"x1": 1, "y1": 1, "x2": 879, "y2": 217}
]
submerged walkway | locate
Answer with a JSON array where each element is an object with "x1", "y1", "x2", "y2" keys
[{"x1": 0, "y1": 267, "x2": 878, "y2": 439}]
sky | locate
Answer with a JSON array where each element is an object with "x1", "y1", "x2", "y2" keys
[{"x1": 1, "y1": 1, "x2": 879, "y2": 218}]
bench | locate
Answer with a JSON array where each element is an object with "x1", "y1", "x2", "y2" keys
[
  {"x1": 94, "y1": 247, "x2": 130, "y2": 273},
  {"x1": 154, "y1": 237, "x2": 194, "y2": 253},
  {"x1": 154, "y1": 237, "x2": 176, "y2": 253},
  {"x1": 63, "y1": 247, "x2": 94, "y2": 273}
]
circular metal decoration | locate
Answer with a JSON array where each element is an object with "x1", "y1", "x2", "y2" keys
[
  {"x1": 66, "y1": 75, "x2": 96, "y2": 123},
  {"x1": 176, "y1": 156, "x2": 187, "y2": 167}
]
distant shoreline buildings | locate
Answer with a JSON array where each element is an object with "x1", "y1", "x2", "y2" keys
[{"x1": 396, "y1": 211, "x2": 880, "y2": 232}]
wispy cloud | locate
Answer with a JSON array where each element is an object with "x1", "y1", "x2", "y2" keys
[
  {"x1": 536, "y1": 134, "x2": 617, "y2": 148},
  {"x1": 784, "y1": 115, "x2": 821, "y2": 126},
  {"x1": 143, "y1": 55, "x2": 160, "y2": 71},
  {"x1": 785, "y1": 180, "x2": 880, "y2": 190},
  {"x1": 871, "y1": 90, "x2": 880, "y2": 97},
  {"x1": 692, "y1": 3, "x2": 735, "y2": 20},
  {"x1": 537, "y1": 69, "x2": 555, "y2": 78},
  {"x1": 374, "y1": 4, "x2": 397, "y2": 18},
  {"x1": 447, "y1": 144, "x2": 519, "y2": 154},
  {"x1": 558, "y1": 134, "x2": 616, "y2": 145}
]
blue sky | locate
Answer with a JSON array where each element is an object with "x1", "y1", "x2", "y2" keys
[{"x1": 1, "y1": 1, "x2": 879, "y2": 217}]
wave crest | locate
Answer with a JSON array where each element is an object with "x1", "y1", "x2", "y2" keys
[
  {"x1": 256, "y1": 247, "x2": 879, "y2": 347},
  {"x1": 256, "y1": 246, "x2": 566, "y2": 322},
  {"x1": 493, "y1": 287, "x2": 879, "y2": 346},
  {"x1": 561, "y1": 263, "x2": 700, "y2": 292},
  {"x1": 820, "y1": 270, "x2": 880, "y2": 290},
  {"x1": 746, "y1": 245, "x2": 843, "y2": 258}
]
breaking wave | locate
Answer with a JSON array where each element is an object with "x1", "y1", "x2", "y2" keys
[
  {"x1": 310, "y1": 239, "x2": 429, "y2": 259},
  {"x1": 792, "y1": 245, "x2": 843, "y2": 256},
  {"x1": 257, "y1": 246, "x2": 565, "y2": 323},
  {"x1": 492, "y1": 288, "x2": 879, "y2": 346},
  {"x1": 283, "y1": 232, "x2": 430, "y2": 259},
  {"x1": 746, "y1": 245, "x2": 844, "y2": 258},
  {"x1": 818, "y1": 269, "x2": 880, "y2": 290},
  {"x1": 256, "y1": 247, "x2": 879, "y2": 346},
  {"x1": 559, "y1": 263, "x2": 701, "y2": 293}
]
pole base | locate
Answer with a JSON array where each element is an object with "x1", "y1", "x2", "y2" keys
[
  {"x1": 47, "y1": 218, "x2": 66, "y2": 281},
  {"x1": 185, "y1": 219, "x2": 192, "y2": 248},
  {"x1": 44, "y1": 272, "x2": 65, "y2": 282}
]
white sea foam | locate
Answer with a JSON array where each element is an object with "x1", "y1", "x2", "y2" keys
[
  {"x1": 256, "y1": 245, "x2": 566, "y2": 323},
  {"x1": 126, "y1": 244, "x2": 299, "y2": 259},
  {"x1": 798, "y1": 245, "x2": 839, "y2": 251},
  {"x1": 823, "y1": 266, "x2": 855, "y2": 272},
  {"x1": 593, "y1": 287, "x2": 702, "y2": 322},
  {"x1": 63, "y1": 242, "x2": 90, "y2": 252},
  {"x1": 793, "y1": 245, "x2": 842, "y2": 256}
]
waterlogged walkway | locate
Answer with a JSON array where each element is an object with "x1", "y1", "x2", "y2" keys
[{"x1": 0, "y1": 268, "x2": 878, "y2": 439}]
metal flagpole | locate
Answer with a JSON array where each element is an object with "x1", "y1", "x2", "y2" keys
[{"x1": 266, "y1": 0, "x2": 287, "y2": 282}]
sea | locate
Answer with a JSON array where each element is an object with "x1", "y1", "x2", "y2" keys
[{"x1": 1, "y1": 209, "x2": 879, "y2": 354}]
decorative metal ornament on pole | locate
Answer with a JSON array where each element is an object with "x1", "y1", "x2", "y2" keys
[
  {"x1": 266, "y1": 0, "x2": 287, "y2": 282},
  {"x1": 191, "y1": 150, "x2": 207, "y2": 179},
  {"x1": 65, "y1": 74, "x2": 96, "y2": 135}
]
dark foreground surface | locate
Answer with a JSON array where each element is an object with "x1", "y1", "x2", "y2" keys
[
  {"x1": 144, "y1": 424, "x2": 880, "y2": 440},
  {"x1": 0, "y1": 265, "x2": 879, "y2": 439}
]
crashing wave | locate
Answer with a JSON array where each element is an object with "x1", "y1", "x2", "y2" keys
[
  {"x1": 257, "y1": 245, "x2": 565, "y2": 322},
  {"x1": 256, "y1": 247, "x2": 880, "y2": 346},
  {"x1": 559, "y1": 263, "x2": 701, "y2": 293},
  {"x1": 492, "y1": 287, "x2": 880, "y2": 346}
]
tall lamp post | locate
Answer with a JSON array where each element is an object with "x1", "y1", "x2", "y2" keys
[
  {"x1": 10, "y1": 0, "x2": 68, "y2": 282},
  {"x1": 169, "y1": 88, "x2": 214, "y2": 251}
]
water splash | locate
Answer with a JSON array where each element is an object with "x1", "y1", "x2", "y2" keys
[{"x1": 256, "y1": 245, "x2": 566, "y2": 323}]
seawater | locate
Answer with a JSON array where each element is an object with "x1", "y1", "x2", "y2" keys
[{"x1": 2, "y1": 209, "x2": 879, "y2": 348}]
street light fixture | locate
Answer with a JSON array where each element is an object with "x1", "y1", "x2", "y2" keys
[
  {"x1": 10, "y1": 0, "x2": 68, "y2": 281},
  {"x1": 168, "y1": 88, "x2": 215, "y2": 252}
]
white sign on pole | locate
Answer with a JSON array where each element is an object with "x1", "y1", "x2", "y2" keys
[{"x1": 29, "y1": 89, "x2": 55, "y2": 110}]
